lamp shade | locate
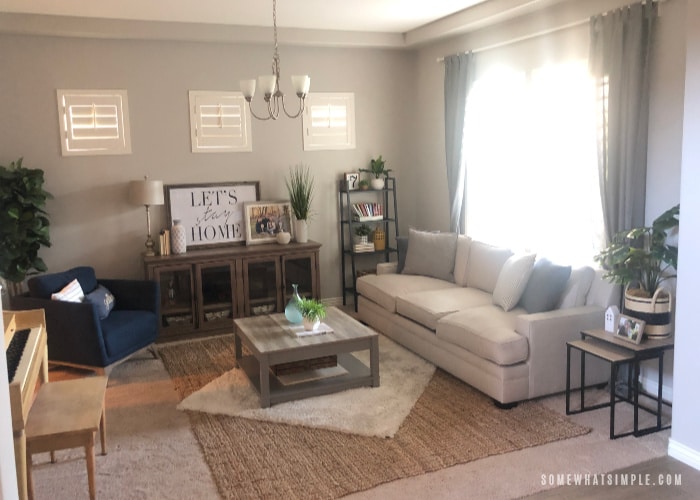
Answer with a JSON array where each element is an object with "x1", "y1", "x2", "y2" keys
[{"x1": 130, "y1": 179, "x2": 164, "y2": 206}]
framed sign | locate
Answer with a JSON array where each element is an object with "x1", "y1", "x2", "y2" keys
[
  {"x1": 344, "y1": 172, "x2": 360, "y2": 190},
  {"x1": 616, "y1": 314, "x2": 645, "y2": 345},
  {"x1": 165, "y1": 181, "x2": 260, "y2": 249},
  {"x1": 243, "y1": 201, "x2": 294, "y2": 246}
]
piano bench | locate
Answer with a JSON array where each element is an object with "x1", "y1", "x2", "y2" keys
[{"x1": 25, "y1": 376, "x2": 108, "y2": 500}]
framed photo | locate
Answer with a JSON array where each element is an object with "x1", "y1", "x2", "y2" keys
[
  {"x1": 616, "y1": 314, "x2": 645, "y2": 345},
  {"x1": 165, "y1": 181, "x2": 260, "y2": 249},
  {"x1": 344, "y1": 172, "x2": 360, "y2": 191},
  {"x1": 244, "y1": 201, "x2": 294, "y2": 246}
]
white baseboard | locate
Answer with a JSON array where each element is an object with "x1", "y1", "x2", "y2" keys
[
  {"x1": 639, "y1": 374, "x2": 673, "y2": 403},
  {"x1": 668, "y1": 439, "x2": 700, "y2": 471}
]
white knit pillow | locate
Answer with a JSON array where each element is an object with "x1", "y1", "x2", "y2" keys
[
  {"x1": 51, "y1": 278, "x2": 85, "y2": 303},
  {"x1": 492, "y1": 254, "x2": 536, "y2": 311}
]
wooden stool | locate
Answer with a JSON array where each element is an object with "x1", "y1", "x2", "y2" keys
[{"x1": 25, "y1": 376, "x2": 108, "y2": 500}]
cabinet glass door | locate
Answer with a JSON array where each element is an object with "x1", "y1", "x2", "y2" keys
[
  {"x1": 155, "y1": 265, "x2": 195, "y2": 334},
  {"x1": 244, "y1": 258, "x2": 280, "y2": 316},
  {"x1": 198, "y1": 262, "x2": 234, "y2": 330},
  {"x1": 282, "y1": 254, "x2": 316, "y2": 300}
]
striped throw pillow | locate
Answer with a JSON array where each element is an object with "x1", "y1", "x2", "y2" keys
[{"x1": 51, "y1": 278, "x2": 85, "y2": 303}]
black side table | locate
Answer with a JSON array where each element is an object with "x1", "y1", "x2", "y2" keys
[{"x1": 566, "y1": 329, "x2": 674, "y2": 439}]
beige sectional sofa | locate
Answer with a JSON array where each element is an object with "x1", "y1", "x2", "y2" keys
[{"x1": 357, "y1": 230, "x2": 619, "y2": 406}]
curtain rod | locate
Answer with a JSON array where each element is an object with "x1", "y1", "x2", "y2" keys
[{"x1": 436, "y1": 0, "x2": 668, "y2": 63}]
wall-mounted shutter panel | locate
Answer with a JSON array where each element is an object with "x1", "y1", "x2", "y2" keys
[
  {"x1": 57, "y1": 90, "x2": 132, "y2": 156},
  {"x1": 189, "y1": 91, "x2": 252, "y2": 152},
  {"x1": 303, "y1": 93, "x2": 356, "y2": 151}
]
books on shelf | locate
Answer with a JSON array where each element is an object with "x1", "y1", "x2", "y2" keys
[
  {"x1": 159, "y1": 229, "x2": 171, "y2": 256},
  {"x1": 351, "y1": 202, "x2": 383, "y2": 220},
  {"x1": 353, "y1": 242, "x2": 375, "y2": 253}
]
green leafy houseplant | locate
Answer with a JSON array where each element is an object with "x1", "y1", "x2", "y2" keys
[
  {"x1": 0, "y1": 158, "x2": 52, "y2": 287},
  {"x1": 285, "y1": 164, "x2": 314, "y2": 221},
  {"x1": 594, "y1": 204, "x2": 679, "y2": 298},
  {"x1": 296, "y1": 297, "x2": 326, "y2": 321},
  {"x1": 354, "y1": 224, "x2": 372, "y2": 237},
  {"x1": 360, "y1": 155, "x2": 392, "y2": 179}
]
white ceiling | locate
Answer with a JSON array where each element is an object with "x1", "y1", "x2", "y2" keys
[{"x1": 0, "y1": 0, "x2": 490, "y2": 33}]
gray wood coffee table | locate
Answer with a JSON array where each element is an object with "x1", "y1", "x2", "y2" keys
[{"x1": 233, "y1": 306, "x2": 380, "y2": 407}]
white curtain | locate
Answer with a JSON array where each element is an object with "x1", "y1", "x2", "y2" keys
[{"x1": 464, "y1": 59, "x2": 604, "y2": 265}]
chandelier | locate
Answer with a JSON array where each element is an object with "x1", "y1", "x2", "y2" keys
[{"x1": 239, "y1": 0, "x2": 310, "y2": 121}]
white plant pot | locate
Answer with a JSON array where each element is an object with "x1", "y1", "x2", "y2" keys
[
  {"x1": 294, "y1": 219, "x2": 309, "y2": 243},
  {"x1": 303, "y1": 317, "x2": 320, "y2": 331},
  {"x1": 370, "y1": 178, "x2": 385, "y2": 190}
]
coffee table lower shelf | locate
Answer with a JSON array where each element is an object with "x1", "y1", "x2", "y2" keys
[{"x1": 237, "y1": 353, "x2": 374, "y2": 407}]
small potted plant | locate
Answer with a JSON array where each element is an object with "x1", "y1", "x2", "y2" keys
[
  {"x1": 360, "y1": 155, "x2": 392, "y2": 190},
  {"x1": 358, "y1": 179, "x2": 369, "y2": 191},
  {"x1": 594, "y1": 204, "x2": 679, "y2": 337},
  {"x1": 297, "y1": 297, "x2": 326, "y2": 331},
  {"x1": 285, "y1": 164, "x2": 314, "y2": 243},
  {"x1": 354, "y1": 223, "x2": 372, "y2": 245}
]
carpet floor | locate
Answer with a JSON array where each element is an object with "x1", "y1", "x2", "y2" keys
[{"x1": 159, "y1": 336, "x2": 590, "y2": 500}]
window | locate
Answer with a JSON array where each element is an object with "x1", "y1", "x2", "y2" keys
[
  {"x1": 303, "y1": 92, "x2": 356, "y2": 151},
  {"x1": 56, "y1": 89, "x2": 132, "y2": 156},
  {"x1": 189, "y1": 91, "x2": 252, "y2": 153},
  {"x1": 463, "y1": 60, "x2": 604, "y2": 265}
]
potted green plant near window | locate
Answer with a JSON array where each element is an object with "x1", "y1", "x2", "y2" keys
[
  {"x1": 297, "y1": 297, "x2": 326, "y2": 331},
  {"x1": 285, "y1": 164, "x2": 314, "y2": 243},
  {"x1": 594, "y1": 204, "x2": 679, "y2": 338},
  {"x1": 0, "y1": 158, "x2": 52, "y2": 303},
  {"x1": 353, "y1": 223, "x2": 372, "y2": 245},
  {"x1": 360, "y1": 155, "x2": 392, "y2": 190}
]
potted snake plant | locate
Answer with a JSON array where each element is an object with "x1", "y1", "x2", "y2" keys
[{"x1": 594, "y1": 204, "x2": 679, "y2": 337}]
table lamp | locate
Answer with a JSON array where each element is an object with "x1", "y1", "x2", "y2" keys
[{"x1": 129, "y1": 176, "x2": 164, "y2": 256}]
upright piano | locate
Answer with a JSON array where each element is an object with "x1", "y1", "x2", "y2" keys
[{"x1": 4, "y1": 309, "x2": 49, "y2": 500}]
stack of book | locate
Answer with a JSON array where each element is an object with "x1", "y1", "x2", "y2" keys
[
  {"x1": 353, "y1": 242, "x2": 375, "y2": 253},
  {"x1": 159, "y1": 229, "x2": 171, "y2": 256},
  {"x1": 351, "y1": 203, "x2": 383, "y2": 221}
]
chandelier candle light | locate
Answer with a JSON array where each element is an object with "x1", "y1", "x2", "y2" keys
[{"x1": 239, "y1": 0, "x2": 310, "y2": 120}]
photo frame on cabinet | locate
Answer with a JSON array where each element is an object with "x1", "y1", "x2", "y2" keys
[
  {"x1": 243, "y1": 201, "x2": 294, "y2": 245},
  {"x1": 165, "y1": 181, "x2": 260, "y2": 249}
]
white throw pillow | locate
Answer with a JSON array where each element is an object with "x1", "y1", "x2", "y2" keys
[
  {"x1": 557, "y1": 266, "x2": 596, "y2": 309},
  {"x1": 51, "y1": 278, "x2": 85, "y2": 303},
  {"x1": 453, "y1": 235, "x2": 472, "y2": 286},
  {"x1": 492, "y1": 254, "x2": 536, "y2": 311}
]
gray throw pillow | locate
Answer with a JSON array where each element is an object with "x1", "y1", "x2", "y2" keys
[
  {"x1": 401, "y1": 229, "x2": 458, "y2": 282},
  {"x1": 396, "y1": 236, "x2": 409, "y2": 273},
  {"x1": 519, "y1": 258, "x2": 572, "y2": 314}
]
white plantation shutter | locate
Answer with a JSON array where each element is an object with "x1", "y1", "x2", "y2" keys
[
  {"x1": 303, "y1": 93, "x2": 356, "y2": 151},
  {"x1": 57, "y1": 90, "x2": 131, "y2": 156},
  {"x1": 189, "y1": 91, "x2": 252, "y2": 152}
]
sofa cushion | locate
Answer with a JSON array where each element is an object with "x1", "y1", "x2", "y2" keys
[
  {"x1": 396, "y1": 287, "x2": 492, "y2": 330},
  {"x1": 557, "y1": 266, "x2": 596, "y2": 309},
  {"x1": 356, "y1": 273, "x2": 459, "y2": 313},
  {"x1": 519, "y1": 258, "x2": 572, "y2": 313},
  {"x1": 465, "y1": 241, "x2": 513, "y2": 293},
  {"x1": 436, "y1": 305, "x2": 529, "y2": 366},
  {"x1": 492, "y1": 253, "x2": 536, "y2": 311},
  {"x1": 84, "y1": 284, "x2": 116, "y2": 320},
  {"x1": 402, "y1": 229, "x2": 458, "y2": 282},
  {"x1": 29, "y1": 266, "x2": 98, "y2": 299},
  {"x1": 453, "y1": 235, "x2": 472, "y2": 286},
  {"x1": 50, "y1": 278, "x2": 85, "y2": 303},
  {"x1": 396, "y1": 236, "x2": 409, "y2": 273}
]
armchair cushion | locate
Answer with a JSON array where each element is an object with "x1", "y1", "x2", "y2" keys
[
  {"x1": 51, "y1": 278, "x2": 85, "y2": 303},
  {"x1": 29, "y1": 266, "x2": 98, "y2": 299},
  {"x1": 101, "y1": 310, "x2": 158, "y2": 360},
  {"x1": 84, "y1": 285, "x2": 116, "y2": 320}
]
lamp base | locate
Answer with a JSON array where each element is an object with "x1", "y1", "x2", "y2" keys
[{"x1": 145, "y1": 235, "x2": 156, "y2": 256}]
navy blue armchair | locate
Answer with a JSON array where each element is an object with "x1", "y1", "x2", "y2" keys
[{"x1": 10, "y1": 266, "x2": 159, "y2": 372}]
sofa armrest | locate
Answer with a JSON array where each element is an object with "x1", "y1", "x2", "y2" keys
[
  {"x1": 10, "y1": 295, "x2": 109, "y2": 367},
  {"x1": 376, "y1": 262, "x2": 398, "y2": 275},
  {"x1": 515, "y1": 306, "x2": 607, "y2": 398},
  {"x1": 99, "y1": 278, "x2": 160, "y2": 314}
]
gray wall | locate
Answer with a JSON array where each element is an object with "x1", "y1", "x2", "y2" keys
[{"x1": 0, "y1": 34, "x2": 415, "y2": 299}]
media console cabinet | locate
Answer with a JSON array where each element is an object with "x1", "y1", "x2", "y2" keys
[{"x1": 143, "y1": 241, "x2": 321, "y2": 342}]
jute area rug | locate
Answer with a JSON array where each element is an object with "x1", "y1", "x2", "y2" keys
[{"x1": 159, "y1": 335, "x2": 590, "y2": 500}]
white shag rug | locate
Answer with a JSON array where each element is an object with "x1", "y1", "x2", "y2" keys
[{"x1": 177, "y1": 335, "x2": 435, "y2": 438}]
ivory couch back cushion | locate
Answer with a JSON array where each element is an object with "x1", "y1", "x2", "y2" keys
[
  {"x1": 465, "y1": 241, "x2": 514, "y2": 293},
  {"x1": 453, "y1": 235, "x2": 472, "y2": 286}
]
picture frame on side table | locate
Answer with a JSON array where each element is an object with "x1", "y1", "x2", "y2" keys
[
  {"x1": 244, "y1": 201, "x2": 294, "y2": 245},
  {"x1": 165, "y1": 181, "x2": 260, "y2": 249},
  {"x1": 616, "y1": 314, "x2": 645, "y2": 345}
]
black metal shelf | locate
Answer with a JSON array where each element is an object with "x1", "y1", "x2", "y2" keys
[{"x1": 338, "y1": 177, "x2": 399, "y2": 311}]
